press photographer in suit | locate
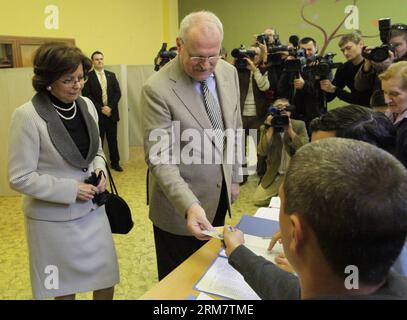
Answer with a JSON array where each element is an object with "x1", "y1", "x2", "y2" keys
[{"x1": 82, "y1": 51, "x2": 123, "y2": 172}]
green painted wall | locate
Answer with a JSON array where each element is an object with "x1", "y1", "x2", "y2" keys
[{"x1": 178, "y1": 0, "x2": 407, "y2": 109}]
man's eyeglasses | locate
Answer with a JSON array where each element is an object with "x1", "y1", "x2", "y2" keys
[
  {"x1": 59, "y1": 75, "x2": 88, "y2": 86},
  {"x1": 189, "y1": 55, "x2": 220, "y2": 64}
]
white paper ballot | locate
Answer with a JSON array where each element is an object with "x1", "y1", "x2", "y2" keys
[
  {"x1": 219, "y1": 234, "x2": 283, "y2": 263},
  {"x1": 254, "y1": 207, "x2": 280, "y2": 221},
  {"x1": 196, "y1": 292, "x2": 214, "y2": 300},
  {"x1": 268, "y1": 196, "x2": 281, "y2": 208},
  {"x1": 195, "y1": 256, "x2": 261, "y2": 300}
]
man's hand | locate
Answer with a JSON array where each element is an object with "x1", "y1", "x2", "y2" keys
[
  {"x1": 245, "y1": 58, "x2": 257, "y2": 72},
  {"x1": 293, "y1": 75, "x2": 305, "y2": 90},
  {"x1": 186, "y1": 203, "x2": 213, "y2": 240},
  {"x1": 101, "y1": 106, "x2": 112, "y2": 117},
  {"x1": 268, "y1": 230, "x2": 282, "y2": 251},
  {"x1": 231, "y1": 183, "x2": 240, "y2": 203},
  {"x1": 275, "y1": 252, "x2": 295, "y2": 273},
  {"x1": 285, "y1": 117, "x2": 296, "y2": 139},
  {"x1": 223, "y1": 226, "x2": 244, "y2": 256},
  {"x1": 320, "y1": 79, "x2": 336, "y2": 93}
]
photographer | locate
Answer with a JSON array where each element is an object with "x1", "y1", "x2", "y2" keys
[
  {"x1": 235, "y1": 45, "x2": 270, "y2": 182},
  {"x1": 154, "y1": 43, "x2": 177, "y2": 71},
  {"x1": 320, "y1": 32, "x2": 372, "y2": 106},
  {"x1": 257, "y1": 29, "x2": 290, "y2": 102},
  {"x1": 355, "y1": 21, "x2": 407, "y2": 101},
  {"x1": 253, "y1": 98, "x2": 308, "y2": 206},
  {"x1": 278, "y1": 37, "x2": 330, "y2": 129}
]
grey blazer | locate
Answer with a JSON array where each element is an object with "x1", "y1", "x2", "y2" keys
[
  {"x1": 142, "y1": 57, "x2": 243, "y2": 236},
  {"x1": 8, "y1": 93, "x2": 106, "y2": 222}
]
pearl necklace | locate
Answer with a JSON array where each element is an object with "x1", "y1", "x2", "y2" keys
[{"x1": 52, "y1": 101, "x2": 77, "y2": 120}]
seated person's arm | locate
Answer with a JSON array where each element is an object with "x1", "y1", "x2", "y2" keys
[{"x1": 223, "y1": 227, "x2": 301, "y2": 300}]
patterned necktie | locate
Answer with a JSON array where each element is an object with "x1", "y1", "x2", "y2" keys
[
  {"x1": 200, "y1": 80, "x2": 225, "y2": 150},
  {"x1": 98, "y1": 71, "x2": 108, "y2": 106}
]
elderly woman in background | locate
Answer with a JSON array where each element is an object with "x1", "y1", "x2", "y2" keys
[
  {"x1": 379, "y1": 61, "x2": 407, "y2": 168},
  {"x1": 8, "y1": 42, "x2": 119, "y2": 300}
]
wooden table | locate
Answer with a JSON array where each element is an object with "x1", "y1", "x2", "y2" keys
[{"x1": 140, "y1": 239, "x2": 221, "y2": 300}]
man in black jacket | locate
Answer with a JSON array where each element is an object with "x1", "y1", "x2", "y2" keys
[
  {"x1": 278, "y1": 37, "x2": 329, "y2": 129},
  {"x1": 320, "y1": 32, "x2": 372, "y2": 106},
  {"x1": 82, "y1": 51, "x2": 123, "y2": 171}
]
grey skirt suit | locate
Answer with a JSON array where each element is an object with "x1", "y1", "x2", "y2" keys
[{"x1": 8, "y1": 93, "x2": 119, "y2": 299}]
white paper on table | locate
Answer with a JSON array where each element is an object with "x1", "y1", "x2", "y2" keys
[
  {"x1": 219, "y1": 234, "x2": 283, "y2": 263},
  {"x1": 195, "y1": 256, "x2": 261, "y2": 300},
  {"x1": 268, "y1": 197, "x2": 281, "y2": 208},
  {"x1": 253, "y1": 207, "x2": 280, "y2": 221},
  {"x1": 196, "y1": 292, "x2": 214, "y2": 300}
]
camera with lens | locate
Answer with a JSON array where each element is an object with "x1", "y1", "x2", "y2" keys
[
  {"x1": 266, "y1": 104, "x2": 296, "y2": 132},
  {"x1": 231, "y1": 45, "x2": 257, "y2": 69},
  {"x1": 257, "y1": 33, "x2": 269, "y2": 45},
  {"x1": 84, "y1": 171, "x2": 110, "y2": 206},
  {"x1": 154, "y1": 42, "x2": 177, "y2": 71},
  {"x1": 362, "y1": 18, "x2": 394, "y2": 63},
  {"x1": 311, "y1": 53, "x2": 342, "y2": 80},
  {"x1": 282, "y1": 48, "x2": 307, "y2": 73}
]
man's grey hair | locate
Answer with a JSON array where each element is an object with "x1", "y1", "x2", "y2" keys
[
  {"x1": 284, "y1": 137, "x2": 407, "y2": 284},
  {"x1": 179, "y1": 11, "x2": 224, "y2": 43}
]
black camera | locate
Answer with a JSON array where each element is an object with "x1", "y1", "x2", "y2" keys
[
  {"x1": 84, "y1": 171, "x2": 109, "y2": 206},
  {"x1": 311, "y1": 53, "x2": 342, "y2": 80},
  {"x1": 266, "y1": 105, "x2": 296, "y2": 131},
  {"x1": 154, "y1": 42, "x2": 177, "y2": 71},
  {"x1": 362, "y1": 18, "x2": 394, "y2": 63},
  {"x1": 231, "y1": 46, "x2": 257, "y2": 69},
  {"x1": 257, "y1": 33, "x2": 269, "y2": 45},
  {"x1": 282, "y1": 48, "x2": 307, "y2": 73}
]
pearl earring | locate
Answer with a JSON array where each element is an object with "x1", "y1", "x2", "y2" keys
[{"x1": 46, "y1": 86, "x2": 52, "y2": 91}]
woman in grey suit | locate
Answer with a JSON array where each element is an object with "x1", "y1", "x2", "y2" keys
[{"x1": 8, "y1": 43, "x2": 119, "y2": 300}]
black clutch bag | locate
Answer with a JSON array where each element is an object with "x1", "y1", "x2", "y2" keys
[{"x1": 96, "y1": 156, "x2": 134, "y2": 234}]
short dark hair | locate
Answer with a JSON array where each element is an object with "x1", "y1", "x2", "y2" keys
[
  {"x1": 309, "y1": 105, "x2": 396, "y2": 154},
  {"x1": 300, "y1": 37, "x2": 317, "y2": 47},
  {"x1": 284, "y1": 138, "x2": 407, "y2": 285},
  {"x1": 32, "y1": 42, "x2": 92, "y2": 93},
  {"x1": 91, "y1": 51, "x2": 104, "y2": 60}
]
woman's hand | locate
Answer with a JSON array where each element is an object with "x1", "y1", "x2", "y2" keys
[
  {"x1": 95, "y1": 168, "x2": 107, "y2": 193},
  {"x1": 77, "y1": 182, "x2": 99, "y2": 201}
]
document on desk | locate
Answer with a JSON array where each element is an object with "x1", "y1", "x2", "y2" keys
[
  {"x1": 269, "y1": 196, "x2": 281, "y2": 208},
  {"x1": 254, "y1": 207, "x2": 280, "y2": 221},
  {"x1": 219, "y1": 234, "x2": 283, "y2": 263},
  {"x1": 194, "y1": 256, "x2": 261, "y2": 300}
]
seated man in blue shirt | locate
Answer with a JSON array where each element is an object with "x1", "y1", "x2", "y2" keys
[{"x1": 223, "y1": 138, "x2": 407, "y2": 299}]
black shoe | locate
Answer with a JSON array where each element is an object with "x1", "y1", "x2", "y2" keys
[{"x1": 111, "y1": 163, "x2": 123, "y2": 172}]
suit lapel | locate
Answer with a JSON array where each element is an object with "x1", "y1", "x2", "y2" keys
[
  {"x1": 170, "y1": 58, "x2": 212, "y2": 130},
  {"x1": 32, "y1": 93, "x2": 99, "y2": 169},
  {"x1": 214, "y1": 63, "x2": 234, "y2": 130}
]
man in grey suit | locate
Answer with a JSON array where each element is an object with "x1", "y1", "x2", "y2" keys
[{"x1": 142, "y1": 11, "x2": 243, "y2": 280}]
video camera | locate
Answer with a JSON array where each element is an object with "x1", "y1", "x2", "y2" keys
[
  {"x1": 154, "y1": 42, "x2": 177, "y2": 71},
  {"x1": 281, "y1": 48, "x2": 307, "y2": 73},
  {"x1": 231, "y1": 45, "x2": 257, "y2": 69},
  {"x1": 362, "y1": 18, "x2": 394, "y2": 62},
  {"x1": 266, "y1": 104, "x2": 296, "y2": 131},
  {"x1": 311, "y1": 53, "x2": 343, "y2": 80}
]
